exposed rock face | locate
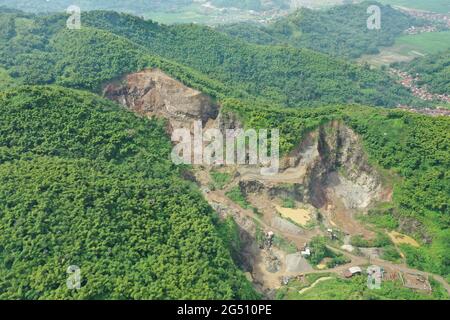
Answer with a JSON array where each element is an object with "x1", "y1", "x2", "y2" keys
[
  {"x1": 271, "y1": 216, "x2": 304, "y2": 236},
  {"x1": 102, "y1": 68, "x2": 385, "y2": 213},
  {"x1": 268, "y1": 183, "x2": 305, "y2": 202},
  {"x1": 237, "y1": 120, "x2": 385, "y2": 211},
  {"x1": 103, "y1": 69, "x2": 219, "y2": 130},
  {"x1": 303, "y1": 121, "x2": 384, "y2": 210},
  {"x1": 239, "y1": 180, "x2": 265, "y2": 195}
]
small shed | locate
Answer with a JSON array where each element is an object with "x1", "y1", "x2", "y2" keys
[
  {"x1": 301, "y1": 248, "x2": 311, "y2": 257},
  {"x1": 344, "y1": 266, "x2": 362, "y2": 278}
]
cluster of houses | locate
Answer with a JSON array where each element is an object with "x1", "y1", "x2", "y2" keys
[
  {"x1": 390, "y1": 68, "x2": 450, "y2": 104},
  {"x1": 399, "y1": 8, "x2": 450, "y2": 28},
  {"x1": 398, "y1": 7, "x2": 450, "y2": 35},
  {"x1": 282, "y1": 260, "x2": 433, "y2": 294},
  {"x1": 404, "y1": 25, "x2": 437, "y2": 35}
]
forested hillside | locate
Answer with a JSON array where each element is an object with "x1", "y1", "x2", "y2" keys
[
  {"x1": 1, "y1": 87, "x2": 448, "y2": 298},
  {"x1": 345, "y1": 109, "x2": 449, "y2": 280},
  {"x1": 0, "y1": 5, "x2": 448, "y2": 300},
  {"x1": 396, "y1": 50, "x2": 450, "y2": 95},
  {"x1": 0, "y1": 67, "x2": 15, "y2": 90},
  {"x1": 0, "y1": 10, "x2": 242, "y2": 97},
  {"x1": 0, "y1": 86, "x2": 258, "y2": 299},
  {"x1": 218, "y1": 1, "x2": 424, "y2": 58},
  {"x1": 0, "y1": 9, "x2": 420, "y2": 108}
]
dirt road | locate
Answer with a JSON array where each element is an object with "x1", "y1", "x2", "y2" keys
[
  {"x1": 298, "y1": 277, "x2": 334, "y2": 294},
  {"x1": 202, "y1": 176, "x2": 450, "y2": 296},
  {"x1": 322, "y1": 246, "x2": 450, "y2": 295}
]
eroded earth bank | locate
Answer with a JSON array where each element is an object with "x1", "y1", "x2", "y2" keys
[{"x1": 103, "y1": 69, "x2": 450, "y2": 298}]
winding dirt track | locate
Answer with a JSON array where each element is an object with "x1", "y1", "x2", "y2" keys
[
  {"x1": 298, "y1": 277, "x2": 334, "y2": 294},
  {"x1": 299, "y1": 246, "x2": 450, "y2": 295},
  {"x1": 205, "y1": 190, "x2": 450, "y2": 295}
]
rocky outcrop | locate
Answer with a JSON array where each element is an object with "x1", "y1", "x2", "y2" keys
[
  {"x1": 239, "y1": 180, "x2": 305, "y2": 203},
  {"x1": 239, "y1": 180, "x2": 265, "y2": 195},
  {"x1": 302, "y1": 121, "x2": 384, "y2": 210},
  {"x1": 103, "y1": 69, "x2": 385, "y2": 212},
  {"x1": 268, "y1": 183, "x2": 305, "y2": 202},
  {"x1": 103, "y1": 69, "x2": 219, "y2": 130},
  {"x1": 230, "y1": 120, "x2": 385, "y2": 212}
]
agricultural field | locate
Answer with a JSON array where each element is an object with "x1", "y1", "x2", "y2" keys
[
  {"x1": 379, "y1": 0, "x2": 450, "y2": 13},
  {"x1": 396, "y1": 31, "x2": 450, "y2": 54},
  {"x1": 358, "y1": 31, "x2": 450, "y2": 67}
]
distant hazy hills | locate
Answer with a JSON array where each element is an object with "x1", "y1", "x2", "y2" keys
[
  {"x1": 218, "y1": 1, "x2": 425, "y2": 58},
  {"x1": 0, "y1": 0, "x2": 291, "y2": 14},
  {"x1": 0, "y1": 0, "x2": 190, "y2": 13}
]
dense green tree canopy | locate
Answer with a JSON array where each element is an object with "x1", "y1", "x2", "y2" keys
[
  {"x1": 0, "y1": 4, "x2": 448, "y2": 300},
  {"x1": 0, "y1": 86, "x2": 258, "y2": 299},
  {"x1": 0, "y1": 8, "x2": 421, "y2": 108}
]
